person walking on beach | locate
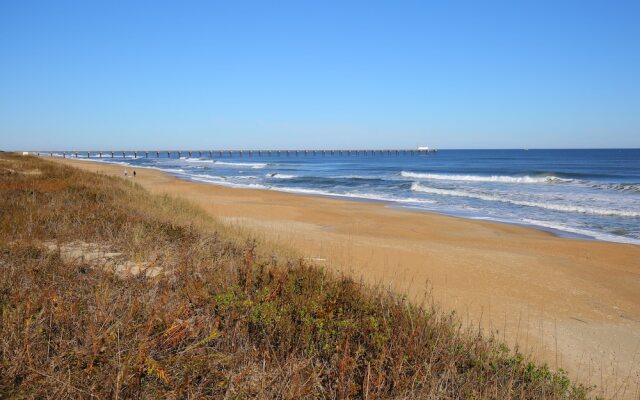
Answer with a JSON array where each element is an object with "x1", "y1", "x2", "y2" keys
[{"x1": 133, "y1": 170, "x2": 136, "y2": 178}]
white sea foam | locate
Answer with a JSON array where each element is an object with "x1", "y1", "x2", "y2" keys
[
  {"x1": 276, "y1": 187, "x2": 436, "y2": 205},
  {"x1": 266, "y1": 173, "x2": 297, "y2": 179},
  {"x1": 189, "y1": 174, "x2": 227, "y2": 181},
  {"x1": 163, "y1": 168, "x2": 187, "y2": 174},
  {"x1": 401, "y1": 171, "x2": 570, "y2": 184},
  {"x1": 213, "y1": 161, "x2": 268, "y2": 169},
  {"x1": 410, "y1": 183, "x2": 640, "y2": 217},
  {"x1": 519, "y1": 219, "x2": 640, "y2": 244},
  {"x1": 189, "y1": 175, "x2": 268, "y2": 189},
  {"x1": 179, "y1": 158, "x2": 268, "y2": 169},
  {"x1": 181, "y1": 157, "x2": 213, "y2": 163},
  {"x1": 155, "y1": 170, "x2": 433, "y2": 204}
]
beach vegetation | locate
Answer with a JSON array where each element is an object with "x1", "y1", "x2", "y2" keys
[{"x1": 0, "y1": 154, "x2": 591, "y2": 398}]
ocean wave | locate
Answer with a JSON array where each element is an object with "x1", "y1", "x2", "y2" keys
[
  {"x1": 401, "y1": 171, "x2": 570, "y2": 184},
  {"x1": 410, "y1": 183, "x2": 640, "y2": 217},
  {"x1": 169, "y1": 177, "x2": 427, "y2": 204},
  {"x1": 181, "y1": 158, "x2": 213, "y2": 163},
  {"x1": 189, "y1": 175, "x2": 268, "y2": 189},
  {"x1": 181, "y1": 158, "x2": 268, "y2": 169},
  {"x1": 145, "y1": 166, "x2": 188, "y2": 175},
  {"x1": 266, "y1": 173, "x2": 297, "y2": 179},
  {"x1": 401, "y1": 171, "x2": 640, "y2": 193},
  {"x1": 593, "y1": 183, "x2": 640, "y2": 193},
  {"x1": 188, "y1": 173, "x2": 227, "y2": 181},
  {"x1": 519, "y1": 219, "x2": 640, "y2": 244},
  {"x1": 277, "y1": 187, "x2": 436, "y2": 205},
  {"x1": 185, "y1": 176, "x2": 434, "y2": 205},
  {"x1": 214, "y1": 161, "x2": 268, "y2": 169},
  {"x1": 335, "y1": 175, "x2": 381, "y2": 180}
]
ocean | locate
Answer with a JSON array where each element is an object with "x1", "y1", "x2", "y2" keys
[{"x1": 60, "y1": 149, "x2": 640, "y2": 244}]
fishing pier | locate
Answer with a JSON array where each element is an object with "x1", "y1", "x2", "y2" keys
[{"x1": 32, "y1": 148, "x2": 436, "y2": 158}]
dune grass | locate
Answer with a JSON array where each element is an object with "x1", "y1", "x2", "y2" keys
[{"x1": 0, "y1": 153, "x2": 592, "y2": 399}]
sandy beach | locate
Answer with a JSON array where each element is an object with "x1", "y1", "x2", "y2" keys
[{"x1": 52, "y1": 157, "x2": 640, "y2": 398}]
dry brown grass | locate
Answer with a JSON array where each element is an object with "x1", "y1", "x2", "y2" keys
[{"x1": 0, "y1": 153, "x2": 592, "y2": 399}]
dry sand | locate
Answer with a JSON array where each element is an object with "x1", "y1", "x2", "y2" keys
[{"x1": 52, "y1": 157, "x2": 640, "y2": 398}]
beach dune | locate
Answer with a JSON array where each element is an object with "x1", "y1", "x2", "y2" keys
[{"x1": 54, "y1": 158, "x2": 640, "y2": 398}]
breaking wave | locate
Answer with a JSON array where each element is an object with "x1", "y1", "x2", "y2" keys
[
  {"x1": 401, "y1": 171, "x2": 640, "y2": 193},
  {"x1": 401, "y1": 171, "x2": 571, "y2": 184},
  {"x1": 213, "y1": 161, "x2": 268, "y2": 169},
  {"x1": 410, "y1": 183, "x2": 640, "y2": 217},
  {"x1": 180, "y1": 158, "x2": 268, "y2": 169},
  {"x1": 277, "y1": 187, "x2": 436, "y2": 205},
  {"x1": 266, "y1": 173, "x2": 297, "y2": 179},
  {"x1": 518, "y1": 219, "x2": 640, "y2": 244}
]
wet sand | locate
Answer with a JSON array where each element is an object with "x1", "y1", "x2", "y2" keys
[{"x1": 52, "y1": 157, "x2": 640, "y2": 398}]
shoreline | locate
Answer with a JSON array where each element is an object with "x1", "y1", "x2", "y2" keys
[
  {"x1": 49, "y1": 156, "x2": 640, "y2": 398},
  {"x1": 59, "y1": 155, "x2": 640, "y2": 245}
]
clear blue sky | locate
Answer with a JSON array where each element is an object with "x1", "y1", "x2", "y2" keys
[{"x1": 1, "y1": 1, "x2": 638, "y2": 150}]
